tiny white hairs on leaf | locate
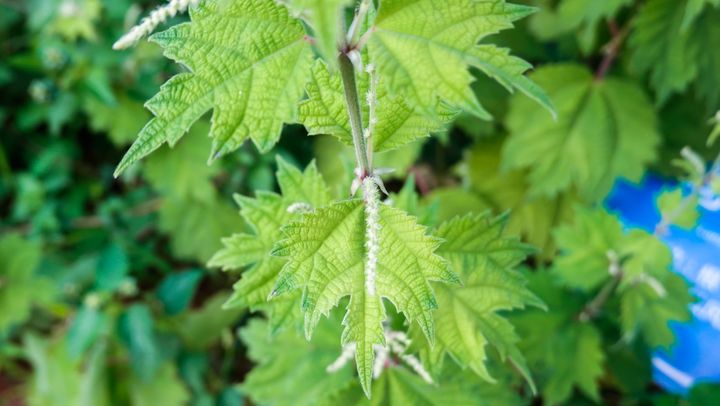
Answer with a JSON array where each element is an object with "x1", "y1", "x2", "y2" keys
[
  {"x1": 326, "y1": 343, "x2": 356, "y2": 373},
  {"x1": 113, "y1": 0, "x2": 200, "y2": 50},
  {"x1": 287, "y1": 202, "x2": 314, "y2": 214},
  {"x1": 363, "y1": 177, "x2": 380, "y2": 296}
]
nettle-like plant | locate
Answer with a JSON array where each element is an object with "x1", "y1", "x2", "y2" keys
[{"x1": 111, "y1": 0, "x2": 558, "y2": 397}]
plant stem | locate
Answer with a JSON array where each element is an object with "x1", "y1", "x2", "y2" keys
[
  {"x1": 595, "y1": 19, "x2": 628, "y2": 80},
  {"x1": 338, "y1": 51, "x2": 371, "y2": 178},
  {"x1": 578, "y1": 270, "x2": 623, "y2": 322}
]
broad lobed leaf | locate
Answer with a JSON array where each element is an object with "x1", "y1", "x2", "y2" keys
[
  {"x1": 369, "y1": 0, "x2": 554, "y2": 120},
  {"x1": 503, "y1": 64, "x2": 660, "y2": 200},
  {"x1": 271, "y1": 198, "x2": 457, "y2": 395},
  {"x1": 209, "y1": 158, "x2": 331, "y2": 331},
  {"x1": 115, "y1": 0, "x2": 313, "y2": 176},
  {"x1": 414, "y1": 213, "x2": 544, "y2": 391}
]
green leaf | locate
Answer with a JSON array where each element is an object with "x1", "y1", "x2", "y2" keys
[
  {"x1": 66, "y1": 306, "x2": 108, "y2": 359},
  {"x1": 543, "y1": 323, "x2": 604, "y2": 404},
  {"x1": 130, "y1": 364, "x2": 190, "y2": 406},
  {"x1": 657, "y1": 189, "x2": 701, "y2": 230},
  {"x1": 25, "y1": 335, "x2": 111, "y2": 406},
  {"x1": 529, "y1": 0, "x2": 633, "y2": 53},
  {"x1": 368, "y1": 0, "x2": 554, "y2": 119},
  {"x1": 115, "y1": 0, "x2": 313, "y2": 176},
  {"x1": 272, "y1": 200, "x2": 457, "y2": 395},
  {"x1": 629, "y1": 0, "x2": 720, "y2": 106},
  {"x1": 503, "y1": 64, "x2": 660, "y2": 200},
  {"x1": 300, "y1": 60, "x2": 451, "y2": 151},
  {"x1": 553, "y1": 208, "x2": 694, "y2": 348},
  {"x1": 118, "y1": 304, "x2": 160, "y2": 381},
  {"x1": 282, "y1": 0, "x2": 350, "y2": 67},
  {"x1": 143, "y1": 121, "x2": 218, "y2": 201},
  {"x1": 94, "y1": 243, "x2": 129, "y2": 292},
  {"x1": 414, "y1": 213, "x2": 543, "y2": 392},
  {"x1": 85, "y1": 95, "x2": 152, "y2": 146},
  {"x1": 553, "y1": 208, "x2": 625, "y2": 291},
  {"x1": 159, "y1": 195, "x2": 245, "y2": 263},
  {"x1": 210, "y1": 158, "x2": 331, "y2": 330},
  {"x1": 0, "y1": 234, "x2": 54, "y2": 331},
  {"x1": 156, "y1": 270, "x2": 203, "y2": 315},
  {"x1": 461, "y1": 138, "x2": 576, "y2": 258},
  {"x1": 620, "y1": 272, "x2": 693, "y2": 348},
  {"x1": 170, "y1": 292, "x2": 244, "y2": 350},
  {"x1": 240, "y1": 316, "x2": 354, "y2": 406}
]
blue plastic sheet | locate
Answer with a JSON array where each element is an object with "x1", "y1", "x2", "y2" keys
[{"x1": 606, "y1": 175, "x2": 720, "y2": 394}]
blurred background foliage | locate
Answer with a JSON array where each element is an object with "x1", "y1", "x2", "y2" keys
[{"x1": 1, "y1": 0, "x2": 719, "y2": 405}]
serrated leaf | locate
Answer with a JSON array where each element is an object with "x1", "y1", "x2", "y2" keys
[
  {"x1": 210, "y1": 159, "x2": 331, "y2": 330},
  {"x1": 543, "y1": 324, "x2": 604, "y2": 404},
  {"x1": 553, "y1": 208, "x2": 694, "y2": 348},
  {"x1": 300, "y1": 60, "x2": 451, "y2": 151},
  {"x1": 240, "y1": 316, "x2": 354, "y2": 406},
  {"x1": 553, "y1": 208, "x2": 625, "y2": 291},
  {"x1": 368, "y1": 0, "x2": 554, "y2": 120},
  {"x1": 272, "y1": 200, "x2": 457, "y2": 395},
  {"x1": 620, "y1": 272, "x2": 693, "y2": 348},
  {"x1": 414, "y1": 213, "x2": 543, "y2": 391},
  {"x1": 503, "y1": 64, "x2": 660, "y2": 200},
  {"x1": 115, "y1": 0, "x2": 313, "y2": 176}
]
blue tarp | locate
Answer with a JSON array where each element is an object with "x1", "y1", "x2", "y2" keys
[{"x1": 606, "y1": 175, "x2": 720, "y2": 394}]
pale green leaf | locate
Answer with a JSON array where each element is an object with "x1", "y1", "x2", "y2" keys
[
  {"x1": 210, "y1": 159, "x2": 331, "y2": 331},
  {"x1": 115, "y1": 0, "x2": 313, "y2": 176},
  {"x1": 368, "y1": 0, "x2": 554, "y2": 119},
  {"x1": 415, "y1": 213, "x2": 543, "y2": 391},
  {"x1": 272, "y1": 200, "x2": 457, "y2": 395}
]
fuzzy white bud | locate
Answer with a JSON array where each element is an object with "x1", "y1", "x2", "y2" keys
[{"x1": 287, "y1": 202, "x2": 314, "y2": 214}]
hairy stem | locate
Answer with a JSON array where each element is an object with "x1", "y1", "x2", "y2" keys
[
  {"x1": 578, "y1": 251, "x2": 623, "y2": 322},
  {"x1": 578, "y1": 271, "x2": 623, "y2": 322},
  {"x1": 338, "y1": 51, "x2": 371, "y2": 177}
]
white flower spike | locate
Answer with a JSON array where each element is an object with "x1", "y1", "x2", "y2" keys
[{"x1": 113, "y1": 0, "x2": 200, "y2": 50}]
